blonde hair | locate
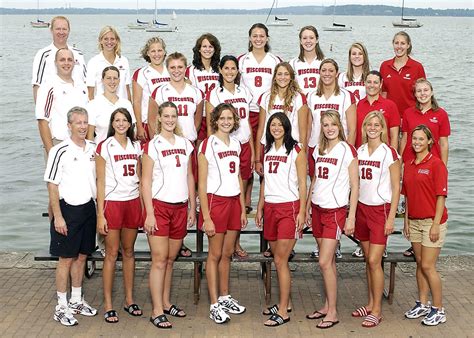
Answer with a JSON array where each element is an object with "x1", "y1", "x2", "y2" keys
[
  {"x1": 267, "y1": 62, "x2": 300, "y2": 115},
  {"x1": 50, "y1": 16, "x2": 70, "y2": 30},
  {"x1": 415, "y1": 78, "x2": 440, "y2": 111},
  {"x1": 361, "y1": 110, "x2": 388, "y2": 144},
  {"x1": 318, "y1": 110, "x2": 346, "y2": 155},
  {"x1": 316, "y1": 59, "x2": 340, "y2": 97},
  {"x1": 98, "y1": 26, "x2": 121, "y2": 56},
  {"x1": 156, "y1": 102, "x2": 183, "y2": 136},
  {"x1": 165, "y1": 52, "x2": 187, "y2": 68},
  {"x1": 141, "y1": 36, "x2": 167, "y2": 63}
]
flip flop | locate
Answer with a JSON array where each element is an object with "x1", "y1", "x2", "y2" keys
[
  {"x1": 164, "y1": 304, "x2": 186, "y2": 318},
  {"x1": 262, "y1": 304, "x2": 292, "y2": 315},
  {"x1": 233, "y1": 248, "x2": 249, "y2": 259},
  {"x1": 264, "y1": 314, "x2": 290, "y2": 327},
  {"x1": 403, "y1": 246, "x2": 414, "y2": 257},
  {"x1": 123, "y1": 303, "x2": 142, "y2": 316},
  {"x1": 306, "y1": 310, "x2": 327, "y2": 320},
  {"x1": 352, "y1": 306, "x2": 371, "y2": 318},
  {"x1": 263, "y1": 248, "x2": 273, "y2": 258},
  {"x1": 150, "y1": 314, "x2": 172, "y2": 329},
  {"x1": 104, "y1": 310, "x2": 119, "y2": 323},
  {"x1": 362, "y1": 314, "x2": 383, "y2": 328},
  {"x1": 316, "y1": 319, "x2": 339, "y2": 329},
  {"x1": 179, "y1": 245, "x2": 192, "y2": 257}
]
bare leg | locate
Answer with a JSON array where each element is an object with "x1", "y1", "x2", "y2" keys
[
  {"x1": 56, "y1": 257, "x2": 73, "y2": 293},
  {"x1": 317, "y1": 238, "x2": 339, "y2": 326},
  {"x1": 206, "y1": 233, "x2": 225, "y2": 304},
  {"x1": 148, "y1": 235, "x2": 170, "y2": 325},
  {"x1": 103, "y1": 230, "x2": 121, "y2": 313},
  {"x1": 420, "y1": 246, "x2": 443, "y2": 308},
  {"x1": 365, "y1": 243, "x2": 386, "y2": 319},
  {"x1": 412, "y1": 242, "x2": 430, "y2": 304},
  {"x1": 360, "y1": 241, "x2": 373, "y2": 311},
  {"x1": 70, "y1": 254, "x2": 87, "y2": 288},
  {"x1": 121, "y1": 228, "x2": 138, "y2": 311},
  {"x1": 163, "y1": 238, "x2": 183, "y2": 312},
  {"x1": 218, "y1": 230, "x2": 239, "y2": 297}
]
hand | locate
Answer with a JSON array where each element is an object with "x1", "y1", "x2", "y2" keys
[
  {"x1": 305, "y1": 209, "x2": 312, "y2": 228},
  {"x1": 144, "y1": 214, "x2": 157, "y2": 235},
  {"x1": 255, "y1": 207, "x2": 263, "y2": 229},
  {"x1": 429, "y1": 223, "x2": 440, "y2": 243},
  {"x1": 203, "y1": 219, "x2": 216, "y2": 237},
  {"x1": 384, "y1": 217, "x2": 395, "y2": 236},
  {"x1": 250, "y1": 154, "x2": 255, "y2": 171},
  {"x1": 296, "y1": 212, "x2": 305, "y2": 233},
  {"x1": 344, "y1": 217, "x2": 355, "y2": 236},
  {"x1": 54, "y1": 216, "x2": 68, "y2": 236},
  {"x1": 403, "y1": 220, "x2": 410, "y2": 239},
  {"x1": 255, "y1": 162, "x2": 264, "y2": 176},
  {"x1": 240, "y1": 212, "x2": 248, "y2": 230},
  {"x1": 136, "y1": 125, "x2": 146, "y2": 142},
  {"x1": 187, "y1": 209, "x2": 196, "y2": 229},
  {"x1": 97, "y1": 215, "x2": 108, "y2": 236}
]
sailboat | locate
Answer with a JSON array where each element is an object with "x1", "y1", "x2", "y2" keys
[
  {"x1": 30, "y1": 0, "x2": 50, "y2": 28},
  {"x1": 323, "y1": 0, "x2": 352, "y2": 31},
  {"x1": 128, "y1": 0, "x2": 150, "y2": 30},
  {"x1": 265, "y1": 0, "x2": 293, "y2": 27},
  {"x1": 392, "y1": 0, "x2": 422, "y2": 28},
  {"x1": 172, "y1": 11, "x2": 177, "y2": 20},
  {"x1": 145, "y1": 0, "x2": 177, "y2": 32}
]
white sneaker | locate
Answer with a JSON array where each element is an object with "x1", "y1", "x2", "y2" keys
[
  {"x1": 68, "y1": 297, "x2": 97, "y2": 317},
  {"x1": 54, "y1": 304, "x2": 78, "y2": 326},
  {"x1": 405, "y1": 301, "x2": 431, "y2": 319},
  {"x1": 218, "y1": 295, "x2": 246, "y2": 314},
  {"x1": 335, "y1": 243, "x2": 342, "y2": 259},
  {"x1": 210, "y1": 303, "x2": 230, "y2": 324},
  {"x1": 310, "y1": 247, "x2": 319, "y2": 258},
  {"x1": 352, "y1": 246, "x2": 364, "y2": 257},
  {"x1": 422, "y1": 307, "x2": 446, "y2": 326},
  {"x1": 383, "y1": 249, "x2": 388, "y2": 258}
]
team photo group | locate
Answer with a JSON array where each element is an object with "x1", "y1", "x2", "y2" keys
[{"x1": 33, "y1": 15, "x2": 450, "y2": 329}]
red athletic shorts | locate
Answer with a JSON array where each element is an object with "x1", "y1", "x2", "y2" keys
[
  {"x1": 311, "y1": 203, "x2": 346, "y2": 240},
  {"x1": 355, "y1": 202, "x2": 390, "y2": 245},
  {"x1": 198, "y1": 116, "x2": 207, "y2": 141},
  {"x1": 104, "y1": 197, "x2": 143, "y2": 230},
  {"x1": 198, "y1": 194, "x2": 242, "y2": 233},
  {"x1": 263, "y1": 201, "x2": 301, "y2": 241},
  {"x1": 308, "y1": 146, "x2": 316, "y2": 178},
  {"x1": 149, "y1": 199, "x2": 188, "y2": 239},
  {"x1": 240, "y1": 141, "x2": 252, "y2": 180},
  {"x1": 249, "y1": 111, "x2": 259, "y2": 140}
]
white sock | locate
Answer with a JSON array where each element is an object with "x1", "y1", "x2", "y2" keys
[
  {"x1": 70, "y1": 287, "x2": 82, "y2": 303},
  {"x1": 57, "y1": 291, "x2": 68, "y2": 307},
  {"x1": 211, "y1": 302, "x2": 219, "y2": 309}
]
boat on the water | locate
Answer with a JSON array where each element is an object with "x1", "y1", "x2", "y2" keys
[
  {"x1": 392, "y1": 0, "x2": 423, "y2": 28},
  {"x1": 323, "y1": 0, "x2": 352, "y2": 31},
  {"x1": 265, "y1": 0, "x2": 293, "y2": 27},
  {"x1": 145, "y1": 0, "x2": 177, "y2": 32},
  {"x1": 30, "y1": 0, "x2": 49, "y2": 28},
  {"x1": 127, "y1": 0, "x2": 150, "y2": 30}
]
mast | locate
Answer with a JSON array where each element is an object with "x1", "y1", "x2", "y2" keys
[{"x1": 401, "y1": 0, "x2": 405, "y2": 20}]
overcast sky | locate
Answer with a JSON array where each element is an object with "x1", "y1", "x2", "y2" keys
[{"x1": 2, "y1": 0, "x2": 473, "y2": 10}]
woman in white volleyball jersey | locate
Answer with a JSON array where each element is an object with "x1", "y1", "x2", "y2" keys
[
  {"x1": 96, "y1": 108, "x2": 142, "y2": 323},
  {"x1": 289, "y1": 25, "x2": 325, "y2": 96},
  {"x1": 338, "y1": 42, "x2": 370, "y2": 102},
  {"x1": 307, "y1": 58, "x2": 356, "y2": 178},
  {"x1": 255, "y1": 113, "x2": 306, "y2": 327},
  {"x1": 198, "y1": 103, "x2": 247, "y2": 324},
  {"x1": 305, "y1": 110, "x2": 358, "y2": 329},
  {"x1": 132, "y1": 37, "x2": 170, "y2": 142},
  {"x1": 255, "y1": 62, "x2": 308, "y2": 175},
  {"x1": 142, "y1": 102, "x2": 196, "y2": 329},
  {"x1": 352, "y1": 111, "x2": 400, "y2": 328}
]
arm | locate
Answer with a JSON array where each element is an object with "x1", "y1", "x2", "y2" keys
[
  {"x1": 399, "y1": 132, "x2": 408, "y2": 158},
  {"x1": 345, "y1": 103, "x2": 357, "y2": 145},
  {"x1": 87, "y1": 125, "x2": 95, "y2": 141},
  {"x1": 141, "y1": 154, "x2": 157, "y2": 234},
  {"x1": 403, "y1": 196, "x2": 410, "y2": 239},
  {"x1": 205, "y1": 101, "x2": 214, "y2": 136},
  {"x1": 389, "y1": 126, "x2": 400, "y2": 151},
  {"x1": 37, "y1": 120, "x2": 54, "y2": 155},
  {"x1": 87, "y1": 87, "x2": 95, "y2": 101},
  {"x1": 194, "y1": 101, "x2": 204, "y2": 132},
  {"x1": 344, "y1": 158, "x2": 359, "y2": 235},
  {"x1": 297, "y1": 105, "x2": 309, "y2": 150},
  {"x1": 305, "y1": 175, "x2": 316, "y2": 226},
  {"x1": 238, "y1": 174, "x2": 248, "y2": 229},
  {"x1": 248, "y1": 124, "x2": 256, "y2": 171},
  {"x1": 95, "y1": 154, "x2": 108, "y2": 235},
  {"x1": 254, "y1": 107, "x2": 267, "y2": 176},
  {"x1": 132, "y1": 80, "x2": 146, "y2": 141},
  {"x1": 429, "y1": 196, "x2": 446, "y2": 242},
  {"x1": 126, "y1": 84, "x2": 131, "y2": 102},
  {"x1": 255, "y1": 178, "x2": 265, "y2": 229},
  {"x1": 198, "y1": 153, "x2": 216, "y2": 237},
  {"x1": 295, "y1": 150, "x2": 307, "y2": 233},
  {"x1": 186, "y1": 158, "x2": 196, "y2": 228},
  {"x1": 33, "y1": 85, "x2": 39, "y2": 103},
  {"x1": 48, "y1": 182, "x2": 67, "y2": 236},
  {"x1": 147, "y1": 98, "x2": 159, "y2": 138},
  {"x1": 439, "y1": 136, "x2": 449, "y2": 165},
  {"x1": 385, "y1": 160, "x2": 401, "y2": 235}
]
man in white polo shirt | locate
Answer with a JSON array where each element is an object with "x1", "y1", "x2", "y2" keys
[{"x1": 44, "y1": 106, "x2": 97, "y2": 326}]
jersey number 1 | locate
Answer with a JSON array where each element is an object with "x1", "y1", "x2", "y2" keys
[
  {"x1": 268, "y1": 161, "x2": 280, "y2": 174},
  {"x1": 122, "y1": 164, "x2": 135, "y2": 176}
]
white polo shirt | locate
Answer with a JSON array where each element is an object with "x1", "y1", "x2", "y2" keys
[
  {"x1": 44, "y1": 138, "x2": 96, "y2": 206},
  {"x1": 86, "y1": 52, "x2": 131, "y2": 99},
  {"x1": 289, "y1": 57, "x2": 322, "y2": 95},
  {"x1": 32, "y1": 43, "x2": 86, "y2": 87},
  {"x1": 35, "y1": 75, "x2": 89, "y2": 141}
]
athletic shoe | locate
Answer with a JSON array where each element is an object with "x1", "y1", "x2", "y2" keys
[
  {"x1": 68, "y1": 298, "x2": 98, "y2": 317},
  {"x1": 422, "y1": 307, "x2": 446, "y2": 326},
  {"x1": 54, "y1": 304, "x2": 78, "y2": 326},
  {"x1": 352, "y1": 246, "x2": 364, "y2": 258},
  {"x1": 310, "y1": 247, "x2": 319, "y2": 258},
  {"x1": 405, "y1": 301, "x2": 431, "y2": 319},
  {"x1": 383, "y1": 249, "x2": 388, "y2": 258},
  {"x1": 210, "y1": 303, "x2": 230, "y2": 324},
  {"x1": 218, "y1": 295, "x2": 246, "y2": 314},
  {"x1": 335, "y1": 243, "x2": 342, "y2": 259}
]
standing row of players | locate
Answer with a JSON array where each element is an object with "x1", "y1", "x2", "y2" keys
[{"x1": 34, "y1": 17, "x2": 450, "y2": 328}]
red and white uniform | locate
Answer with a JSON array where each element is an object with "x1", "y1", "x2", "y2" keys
[
  {"x1": 401, "y1": 106, "x2": 451, "y2": 163},
  {"x1": 96, "y1": 137, "x2": 141, "y2": 201},
  {"x1": 238, "y1": 52, "x2": 282, "y2": 112},
  {"x1": 263, "y1": 143, "x2": 302, "y2": 203},
  {"x1": 307, "y1": 88, "x2": 355, "y2": 148},
  {"x1": 185, "y1": 65, "x2": 219, "y2": 101},
  {"x1": 380, "y1": 57, "x2": 426, "y2": 115},
  {"x1": 358, "y1": 143, "x2": 399, "y2": 205},
  {"x1": 206, "y1": 85, "x2": 253, "y2": 143},
  {"x1": 199, "y1": 135, "x2": 241, "y2": 196},
  {"x1": 151, "y1": 83, "x2": 204, "y2": 142},
  {"x1": 32, "y1": 43, "x2": 86, "y2": 87},
  {"x1": 338, "y1": 72, "x2": 366, "y2": 102},
  {"x1": 86, "y1": 94, "x2": 135, "y2": 144},
  {"x1": 258, "y1": 91, "x2": 307, "y2": 144},
  {"x1": 86, "y1": 52, "x2": 131, "y2": 99},
  {"x1": 355, "y1": 96, "x2": 400, "y2": 148},
  {"x1": 35, "y1": 75, "x2": 88, "y2": 141},
  {"x1": 311, "y1": 141, "x2": 357, "y2": 208},
  {"x1": 289, "y1": 57, "x2": 322, "y2": 96},
  {"x1": 132, "y1": 65, "x2": 170, "y2": 123},
  {"x1": 144, "y1": 134, "x2": 193, "y2": 202}
]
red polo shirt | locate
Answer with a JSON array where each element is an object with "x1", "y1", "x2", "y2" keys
[
  {"x1": 380, "y1": 57, "x2": 426, "y2": 115},
  {"x1": 355, "y1": 95, "x2": 401, "y2": 148},
  {"x1": 401, "y1": 106, "x2": 451, "y2": 163},
  {"x1": 402, "y1": 153, "x2": 448, "y2": 223}
]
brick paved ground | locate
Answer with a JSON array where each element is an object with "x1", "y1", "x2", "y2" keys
[{"x1": 0, "y1": 252, "x2": 472, "y2": 337}]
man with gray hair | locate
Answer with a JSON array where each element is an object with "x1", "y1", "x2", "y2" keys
[{"x1": 44, "y1": 106, "x2": 97, "y2": 326}]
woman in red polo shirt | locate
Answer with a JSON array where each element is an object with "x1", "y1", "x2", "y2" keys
[{"x1": 402, "y1": 125, "x2": 448, "y2": 326}]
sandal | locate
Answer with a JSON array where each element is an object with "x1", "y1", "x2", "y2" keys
[
  {"x1": 179, "y1": 244, "x2": 192, "y2": 257},
  {"x1": 262, "y1": 304, "x2": 292, "y2": 315},
  {"x1": 316, "y1": 319, "x2": 339, "y2": 329},
  {"x1": 245, "y1": 206, "x2": 253, "y2": 214},
  {"x1": 351, "y1": 306, "x2": 371, "y2": 318},
  {"x1": 289, "y1": 249, "x2": 296, "y2": 261},
  {"x1": 104, "y1": 310, "x2": 119, "y2": 323},
  {"x1": 150, "y1": 314, "x2": 172, "y2": 329},
  {"x1": 403, "y1": 246, "x2": 414, "y2": 257},
  {"x1": 164, "y1": 304, "x2": 186, "y2": 318},
  {"x1": 362, "y1": 314, "x2": 382, "y2": 328},
  {"x1": 233, "y1": 248, "x2": 249, "y2": 259},
  {"x1": 263, "y1": 248, "x2": 273, "y2": 258},
  {"x1": 306, "y1": 310, "x2": 326, "y2": 320},
  {"x1": 264, "y1": 313, "x2": 290, "y2": 327},
  {"x1": 123, "y1": 303, "x2": 142, "y2": 316}
]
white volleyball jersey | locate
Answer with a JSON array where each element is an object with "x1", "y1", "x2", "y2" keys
[
  {"x1": 338, "y1": 72, "x2": 366, "y2": 102},
  {"x1": 86, "y1": 94, "x2": 135, "y2": 144},
  {"x1": 32, "y1": 43, "x2": 86, "y2": 87},
  {"x1": 289, "y1": 57, "x2": 322, "y2": 95},
  {"x1": 144, "y1": 134, "x2": 193, "y2": 203},
  {"x1": 186, "y1": 65, "x2": 219, "y2": 96},
  {"x1": 358, "y1": 143, "x2": 399, "y2": 205},
  {"x1": 96, "y1": 137, "x2": 141, "y2": 201},
  {"x1": 258, "y1": 91, "x2": 307, "y2": 144},
  {"x1": 311, "y1": 141, "x2": 357, "y2": 208},
  {"x1": 151, "y1": 83, "x2": 204, "y2": 142},
  {"x1": 199, "y1": 135, "x2": 241, "y2": 197},
  {"x1": 238, "y1": 52, "x2": 282, "y2": 112},
  {"x1": 86, "y1": 52, "x2": 131, "y2": 100},
  {"x1": 132, "y1": 65, "x2": 170, "y2": 123},
  {"x1": 307, "y1": 88, "x2": 355, "y2": 148},
  {"x1": 263, "y1": 143, "x2": 302, "y2": 203},
  {"x1": 35, "y1": 75, "x2": 89, "y2": 141},
  {"x1": 206, "y1": 85, "x2": 253, "y2": 143}
]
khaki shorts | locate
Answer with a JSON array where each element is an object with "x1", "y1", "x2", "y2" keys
[
  {"x1": 408, "y1": 218, "x2": 447, "y2": 248},
  {"x1": 43, "y1": 138, "x2": 63, "y2": 163}
]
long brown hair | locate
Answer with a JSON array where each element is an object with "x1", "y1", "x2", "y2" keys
[
  {"x1": 318, "y1": 110, "x2": 346, "y2": 155},
  {"x1": 248, "y1": 23, "x2": 270, "y2": 52},
  {"x1": 209, "y1": 103, "x2": 240, "y2": 133},
  {"x1": 298, "y1": 26, "x2": 324, "y2": 62},
  {"x1": 316, "y1": 59, "x2": 340, "y2": 97},
  {"x1": 346, "y1": 42, "x2": 370, "y2": 82},
  {"x1": 156, "y1": 101, "x2": 183, "y2": 136},
  {"x1": 267, "y1": 62, "x2": 300, "y2": 114},
  {"x1": 414, "y1": 78, "x2": 439, "y2": 111}
]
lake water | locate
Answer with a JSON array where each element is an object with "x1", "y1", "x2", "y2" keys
[{"x1": 0, "y1": 14, "x2": 473, "y2": 255}]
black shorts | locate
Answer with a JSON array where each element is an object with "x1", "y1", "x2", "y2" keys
[{"x1": 50, "y1": 199, "x2": 97, "y2": 258}]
